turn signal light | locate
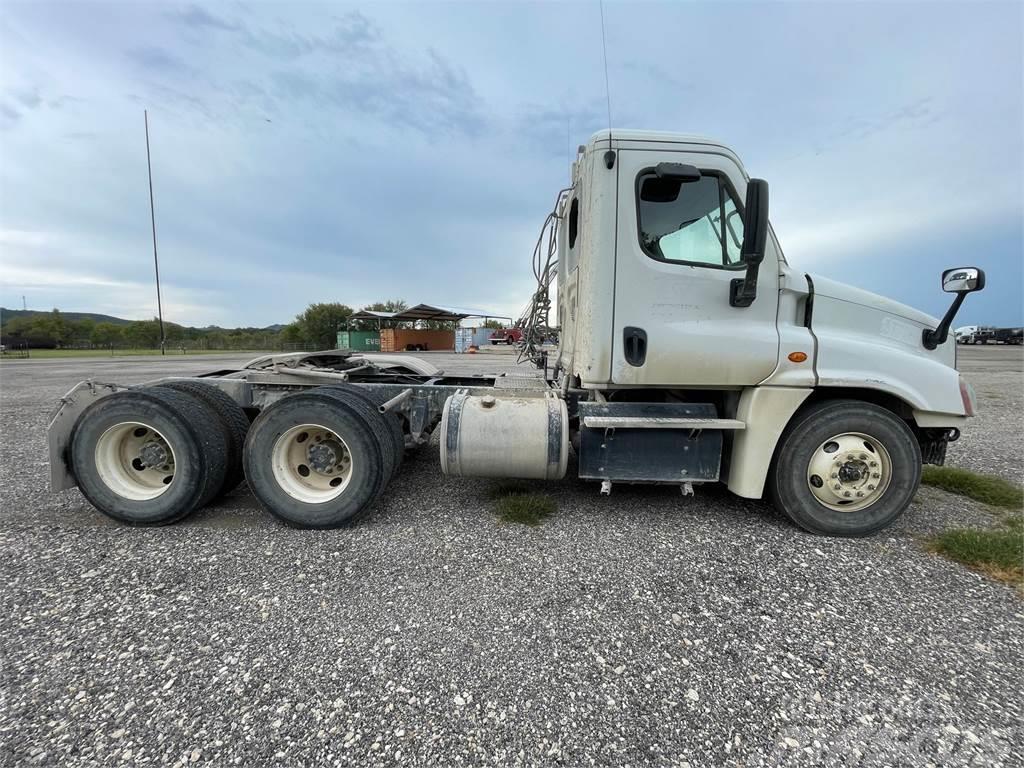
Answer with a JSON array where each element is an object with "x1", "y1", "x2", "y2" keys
[{"x1": 788, "y1": 351, "x2": 808, "y2": 363}]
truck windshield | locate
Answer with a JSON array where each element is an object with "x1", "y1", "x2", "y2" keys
[{"x1": 638, "y1": 173, "x2": 743, "y2": 267}]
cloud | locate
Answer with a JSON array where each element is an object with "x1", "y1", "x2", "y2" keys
[
  {"x1": 125, "y1": 46, "x2": 191, "y2": 75},
  {"x1": 0, "y1": 1, "x2": 1020, "y2": 329},
  {"x1": 168, "y1": 4, "x2": 241, "y2": 32}
]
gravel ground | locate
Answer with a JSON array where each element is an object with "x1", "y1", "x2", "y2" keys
[{"x1": 1, "y1": 348, "x2": 1021, "y2": 767}]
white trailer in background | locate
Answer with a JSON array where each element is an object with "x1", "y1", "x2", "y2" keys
[{"x1": 48, "y1": 131, "x2": 983, "y2": 537}]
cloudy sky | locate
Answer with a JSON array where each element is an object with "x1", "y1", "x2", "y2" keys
[{"x1": 1, "y1": 1, "x2": 1021, "y2": 328}]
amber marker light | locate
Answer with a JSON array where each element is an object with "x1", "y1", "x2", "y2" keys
[{"x1": 788, "y1": 352, "x2": 808, "y2": 363}]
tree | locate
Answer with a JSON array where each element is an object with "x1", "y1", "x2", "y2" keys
[
  {"x1": 482, "y1": 319, "x2": 505, "y2": 329},
  {"x1": 40, "y1": 309, "x2": 72, "y2": 347},
  {"x1": 280, "y1": 323, "x2": 306, "y2": 346},
  {"x1": 124, "y1": 319, "x2": 161, "y2": 349},
  {"x1": 90, "y1": 322, "x2": 124, "y2": 347},
  {"x1": 295, "y1": 303, "x2": 353, "y2": 350}
]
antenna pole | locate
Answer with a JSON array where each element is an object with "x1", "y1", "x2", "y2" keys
[
  {"x1": 144, "y1": 109, "x2": 166, "y2": 355},
  {"x1": 599, "y1": 0, "x2": 613, "y2": 132}
]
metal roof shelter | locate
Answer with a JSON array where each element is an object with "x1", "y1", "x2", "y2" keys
[{"x1": 349, "y1": 304, "x2": 511, "y2": 326}]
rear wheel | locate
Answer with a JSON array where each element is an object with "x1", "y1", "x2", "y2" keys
[
  {"x1": 70, "y1": 389, "x2": 229, "y2": 525},
  {"x1": 768, "y1": 400, "x2": 921, "y2": 536},
  {"x1": 318, "y1": 383, "x2": 405, "y2": 475},
  {"x1": 243, "y1": 390, "x2": 390, "y2": 528},
  {"x1": 506, "y1": 337, "x2": 514, "y2": 345},
  {"x1": 154, "y1": 381, "x2": 249, "y2": 498}
]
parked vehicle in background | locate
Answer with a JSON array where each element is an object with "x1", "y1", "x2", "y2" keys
[
  {"x1": 489, "y1": 328, "x2": 523, "y2": 345},
  {"x1": 956, "y1": 326, "x2": 1022, "y2": 345},
  {"x1": 993, "y1": 327, "x2": 1023, "y2": 345}
]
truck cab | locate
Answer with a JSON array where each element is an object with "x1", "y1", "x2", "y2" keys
[{"x1": 550, "y1": 130, "x2": 981, "y2": 534}]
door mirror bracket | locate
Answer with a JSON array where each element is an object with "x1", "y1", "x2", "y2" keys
[
  {"x1": 922, "y1": 267, "x2": 986, "y2": 350},
  {"x1": 729, "y1": 179, "x2": 769, "y2": 308}
]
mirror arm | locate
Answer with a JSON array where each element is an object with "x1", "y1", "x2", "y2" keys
[
  {"x1": 729, "y1": 261, "x2": 762, "y2": 308},
  {"x1": 922, "y1": 292, "x2": 966, "y2": 350}
]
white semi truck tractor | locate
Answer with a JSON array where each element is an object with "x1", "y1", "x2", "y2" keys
[{"x1": 47, "y1": 131, "x2": 984, "y2": 536}]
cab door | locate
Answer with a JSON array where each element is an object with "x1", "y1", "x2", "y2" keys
[{"x1": 611, "y1": 148, "x2": 780, "y2": 387}]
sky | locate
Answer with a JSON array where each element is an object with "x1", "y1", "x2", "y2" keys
[{"x1": 1, "y1": 1, "x2": 1021, "y2": 328}]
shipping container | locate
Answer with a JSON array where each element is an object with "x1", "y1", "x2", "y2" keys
[
  {"x1": 380, "y1": 328, "x2": 454, "y2": 352},
  {"x1": 455, "y1": 328, "x2": 474, "y2": 353},
  {"x1": 336, "y1": 330, "x2": 381, "y2": 351},
  {"x1": 455, "y1": 327, "x2": 497, "y2": 352}
]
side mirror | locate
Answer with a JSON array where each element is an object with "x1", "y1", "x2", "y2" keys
[
  {"x1": 923, "y1": 266, "x2": 986, "y2": 350},
  {"x1": 942, "y1": 267, "x2": 985, "y2": 294},
  {"x1": 729, "y1": 179, "x2": 770, "y2": 308}
]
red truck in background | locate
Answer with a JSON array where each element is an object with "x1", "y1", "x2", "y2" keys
[{"x1": 489, "y1": 328, "x2": 523, "y2": 345}]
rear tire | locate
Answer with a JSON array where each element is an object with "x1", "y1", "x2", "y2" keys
[
  {"x1": 154, "y1": 381, "x2": 249, "y2": 498},
  {"x1": 70, "y1": 389, "x2": 229, "y2": 525},
  {"x1": 243, "y1": 390, "x2": 390, "y2": 528},
  {"x1": 317, "y1": 383, "x2": 405, "y2": 475},
  {"x1": 768, "y1": 400, "x2": 921, "y2": 537}
]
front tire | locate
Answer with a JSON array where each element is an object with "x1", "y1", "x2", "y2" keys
[{"x1": 768, "y1": 400, "x2": 922, "y2": 537}]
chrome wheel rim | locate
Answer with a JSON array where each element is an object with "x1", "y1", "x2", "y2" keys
[
  {"x1": 271, "y1": 424, "x2": 353, "y2": 503},
  {"x1": 806, "y1": 432, "x2": 892, "y2": 512},
  {"x1": 94, "y1": 422, "x2": 176, "y2": 500}
]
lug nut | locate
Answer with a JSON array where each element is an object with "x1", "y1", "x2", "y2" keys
[
  {"x1": 833, "y1": 484, "x2": 841, "y2": 491},
  {"x1": 843, "y1": 491, "x2": 851, "y2": 497},
  {"x1": 872, "y1": 472, "x2": 880, "y2": 479},
  {"x1": 856, "y1": 491, "x2": 864, "y2": 497},
  {"x1": 867, "y1": 485, "x2": 875, "y2": 490},
  {"x1": 830, "y1": 473, "x2": 838, "y2": 479},
  {"x1": 870, "y1": 461, "x2": 877, "y2": 467}
]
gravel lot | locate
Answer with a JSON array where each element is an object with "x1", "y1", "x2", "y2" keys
[{"x1": 1, "y1": 347, "x2": 1021, "y2": 766}]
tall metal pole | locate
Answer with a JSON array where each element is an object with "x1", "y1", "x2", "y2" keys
[{"x1": 144, "y1": 110, "x2": 166, "y2": 354}]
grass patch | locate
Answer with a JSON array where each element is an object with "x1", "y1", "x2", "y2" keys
[
  {"x1": 491, "y1": 484, "x2": 555, "y2": 527},
  {"x1": 921, "y1": 466, "x2": 1023, "y2": 509},
  {"x1": 928, "y1": 528, "x2": 1023, "y2": 589}
]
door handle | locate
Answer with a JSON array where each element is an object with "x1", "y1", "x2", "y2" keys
[{"x1": 623, "y1": 327, "x2": 647, "y2": 366}]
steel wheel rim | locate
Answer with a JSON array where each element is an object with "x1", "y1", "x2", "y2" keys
[
  {"x1": 271, "y1": 423, "x2": 353, "y2": 503},
  {"x1": 806, "y1": 431, "x2": 892, "y2": 512},
  {"x1": 94, "y1": 422, "x2": 176, "y2": 500}
]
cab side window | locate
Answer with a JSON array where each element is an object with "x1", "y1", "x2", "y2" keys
[{"x1": 637, "y1": 172, "x2": 744, "y2": 268}]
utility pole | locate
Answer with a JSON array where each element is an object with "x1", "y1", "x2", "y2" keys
[
  {"x1": 22, "y1": 295, "x2": 26, "y2": 311},
  {"x1": 144, "y1": 110, "x2": 166, "y2": 354}
]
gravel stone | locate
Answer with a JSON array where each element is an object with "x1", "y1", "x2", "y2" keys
[{"x1": 0, "y1": 348, "x2": 1021, "y2": 766}]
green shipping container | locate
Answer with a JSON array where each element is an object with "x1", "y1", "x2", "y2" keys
[{"x1": 336, "y1": 330, "x2": 381, "y2": 351}]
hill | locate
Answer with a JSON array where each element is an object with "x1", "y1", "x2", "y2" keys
[
  {"x1": 0, "y1": 308, "x2": 286, "y2": 332},
  {"x1": 0, "y1": 308, "x2": 133, "y2": 326}
]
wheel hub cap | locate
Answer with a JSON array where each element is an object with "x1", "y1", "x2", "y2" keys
[
  {"x1": 138, "y1": 441, "x2": 169, "y2": 469},
  {"x1": 94, "y1": 422, "x2": 176, "y2": 501},
  {"x1": 806, "y1": 432, "x2": 892, "y2": 512},
  {"x1": 271, "y1": 425, "x2": 354, "y2": 503}
]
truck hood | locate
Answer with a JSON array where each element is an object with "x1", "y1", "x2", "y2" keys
[{"x1": 808, "y1": 274, "x2": 939, "y2": 328}]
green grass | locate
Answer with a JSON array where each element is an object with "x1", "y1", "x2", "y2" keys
[
  {"x1": 928, "y1": 525, "x2": 1023, "y2": 589},
  {"x1": 921, "y1": 466, "x2": 1023, "y2": 590},
  {"x1": 490, "y1": 483, "x2": 556, "y2": 527},
  {"x1": 921, "y1": 465, "x2": 1023, "y2": 509},
  {"x1": 0, "y1": 348, "x2": 270, "y2": 360}
]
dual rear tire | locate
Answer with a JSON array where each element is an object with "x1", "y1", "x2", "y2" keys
[
  {"x1": 70, "y1": 385, "x2": 243, "y2": 525},
  {"x1": 71, "y1": 384, "x2": 400, "y2": 529},
  {"x1": 243, "y1": 387, "x2": 399, "y2": 528}
]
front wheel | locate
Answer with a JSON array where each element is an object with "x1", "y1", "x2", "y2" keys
[{"x1": 768, "y1": 400, "x2": 922, "y2": 537}]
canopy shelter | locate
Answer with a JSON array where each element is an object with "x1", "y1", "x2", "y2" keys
[{"x1": 348, "y1": 304, "x2": 512, "y2": 328}]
